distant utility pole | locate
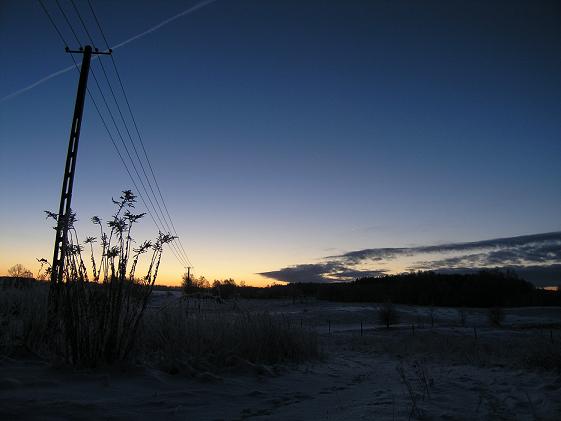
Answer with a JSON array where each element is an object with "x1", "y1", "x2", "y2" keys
[
  {"x1": 50, "y1": 45, "x2": 111, "y2": 287},
  {"x1": 187, "y1": 267, "x2": 192, "y2": 283}
]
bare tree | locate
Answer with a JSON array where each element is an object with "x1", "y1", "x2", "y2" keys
[
  {"x1": 8, "y1": 264, "x2": 33, "y2": 279},
  {"x1": 378, "y1": 300, "x2": 399, "y2": 328}
]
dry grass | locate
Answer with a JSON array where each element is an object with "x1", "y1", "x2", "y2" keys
[
  {"x1": 349, "y1": 328, "x2": 561, "y2": 372},
  {"x1": 0, "y1": 284, "x2": 321, "y2": 373},
  {"x1": 0, "y1": 282, "x2": 48, "y2": 357},
  {"x1": 139, "y1": 302, "x2": 321, "y2": 374}
]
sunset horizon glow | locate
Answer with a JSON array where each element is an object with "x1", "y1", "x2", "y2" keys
[{"x1": 1, "y1": 0, "x2": 560, "y2": 287}]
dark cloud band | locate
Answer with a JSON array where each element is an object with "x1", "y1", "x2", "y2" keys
[{"x1": 259, "y1": 231, "x2": 561, "y2": 284}]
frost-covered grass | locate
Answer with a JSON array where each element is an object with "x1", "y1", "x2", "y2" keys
[
  {"x1": 348, "y1": 327, "x2": 561, "y2": 372},
  {"x1": 0, "y1": 284, "x2": 321, "y2": 372},
  {"x1": 0, "y1": 282, "x2": 48, "y2": 356},
  {"x1": 139, "y1": 302, "x2": 321, "y2": 374}
]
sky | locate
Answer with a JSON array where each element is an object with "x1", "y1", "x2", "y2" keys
[{"x1": 1, "y1": 0, "x2": 560, "y2": 286}]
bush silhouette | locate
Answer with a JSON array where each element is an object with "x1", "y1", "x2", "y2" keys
[{"x1": 377, "y1": 301, "x2": 399, "y2": 328}]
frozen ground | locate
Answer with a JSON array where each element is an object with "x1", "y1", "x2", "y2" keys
[{"x1": 1, "y1": 298, "x2": 560, "y2": 420}]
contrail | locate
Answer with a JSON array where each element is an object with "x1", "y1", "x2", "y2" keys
[
  {"x1": 111, "y1": 0, "x2": 217, "y2": 51},
  {"x1": 1, "y1": 0, "x2": 218, "y2": 103},
  {"x1": 1, "y1": 63, "x2": 78, "y2": 102}
]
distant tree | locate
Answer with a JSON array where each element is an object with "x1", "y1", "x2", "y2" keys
[
  {"x1": 181, "y1": 273, "x2": 209, "y2": 294},
  {"x1": 222, "y1": 278, "x2": 236, "y2": 286},
  {"x1": 377, "y1": 300, "x2": 399, "y2": 328},
  {"x1": 197, "y1": 276, "x2": 210, "y2": 289},
  {"x1": 220, "y1": 278, "x2": 237, "y2": 298},
  {"x1": 210, "y1": 278, "x2": 238, "y2": 299},
  {"x1": 181, "y1": 272, "x2": 194, "y2": 293},
  {"x1": 488, "y1": 306, "x2": 505, "y2": 327},
  {"x1": 8, "y1": 264, "x2": 33, "y2": 279}
]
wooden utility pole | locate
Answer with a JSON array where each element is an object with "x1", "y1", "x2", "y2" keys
[{"x1": 50, "y1": 45, "x2": 111, "y2": 287}]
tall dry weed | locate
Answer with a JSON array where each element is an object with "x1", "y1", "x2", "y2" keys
[{"x1": 43, "y1": 190, "x2": 175, "y2": 366}]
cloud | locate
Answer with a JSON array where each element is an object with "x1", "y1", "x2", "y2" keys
[
  {"x1": 329, "y1": 231, "x2": 561, "y2": 264},
  {"x1": 260, "y1": 231, "x2": 561, "y2": 284},
  {"x1": 410, "y1": 237, "x2": 561, "y2": 270},
  {"x1": 258, "y1": 262, "x2": 387, "y2": 283}
]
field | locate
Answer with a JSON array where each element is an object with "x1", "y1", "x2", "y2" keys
[{"x1": 1, "y1": 291, "x2": 561, "y2": 420}]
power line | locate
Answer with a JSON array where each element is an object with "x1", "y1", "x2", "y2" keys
[
  {"x1": 54, "y1": 0, "x2": 81, "y2": 47},
  {"x1": 38, "y1": 2, "x2": 191, "y2": 279},
  {"x1": 86, "y1": 0, "x2": 194, "y2": 267},
  {"x1": 74, "y1": 0, "x2": 192, "y2": 268},
  {"x1": 71, "y1": 55, "x2": 190, "y2": 268},
  {"x1": 38, "y1": 0, "x2": 190, "y2": 269},
  {"x1": 73, "y1": 0, "x2": 189, "y2": 265},
  {"x1": 59, "y1": 0, "x2": 190, "y2": 268},
  {"x1": 68, "y1": 0, "x2": 95, "y2": 46},
  {"x1": 38, "y1": 0, "x2": 67, "y2": 47}
]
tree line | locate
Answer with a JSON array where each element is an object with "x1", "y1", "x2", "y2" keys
[
  {"x1": 4, "y1": 264, "x2": 560, "y2": 307},
  {"x1": 182, "y1": 269, "x2": 561, "y2": 307}
]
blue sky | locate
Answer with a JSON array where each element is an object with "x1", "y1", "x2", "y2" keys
[{"x1": 1, "y1": 0, "x2": 560, "y2": 285}]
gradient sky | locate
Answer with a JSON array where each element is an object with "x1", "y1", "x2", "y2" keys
[{"x1": 1, "y1": 0, "x2": 560, "y2": 285}]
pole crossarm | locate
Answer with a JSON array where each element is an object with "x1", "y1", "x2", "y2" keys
[{"x1": 65, "y1": 46, "x2": 112, "y2": 55}]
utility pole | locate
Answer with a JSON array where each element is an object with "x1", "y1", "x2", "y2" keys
[
  {"x1": 50, "y1": 45, "x2": 111, "y2": 287},
  {"x1": 187, "y1": 266, "x2": 192, "y2": 284}
]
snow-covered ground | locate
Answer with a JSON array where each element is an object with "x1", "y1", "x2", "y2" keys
[{"x1": 1, "y1": 298, "x2": 560, "y2": 420}]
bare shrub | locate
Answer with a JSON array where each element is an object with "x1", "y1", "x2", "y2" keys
[
  {"x1": 43, "y1": 191, "x2": 175, "y2": 366},
  {"x1": 378, "y1": 301, "x2": 399, "y2": 328},
  {"x1": 7, "y1": 264, "x2": 33, "y2": 279},
  {"x1": 488, "y1": 306, "x2": 505, "y2": 327}
]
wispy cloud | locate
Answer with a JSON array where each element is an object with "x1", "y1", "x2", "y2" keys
[
  {"x1": 330, "y1": 231, "x2": 561, "y2": 264},
  {"x1": 408, "y1": 234, "x2": 561, "y2": 270},
  {"x1": 260, "y1": 231, "x2": 561, "y2": 284},
  {"x1": 1, "y1": 0, "x2": 218, "y2": 103},
  {"x1": 258, "y1": 262, "x2": 387, "y2": 284}
]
